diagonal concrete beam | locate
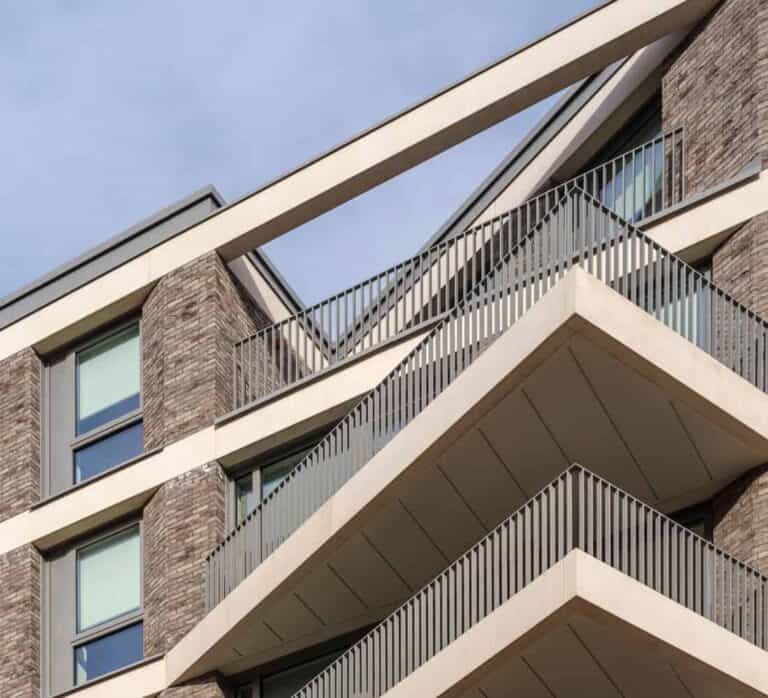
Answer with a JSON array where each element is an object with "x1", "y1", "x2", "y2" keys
[{"x1": 2, "y1": 0, "x2": 719, "y2": 359}]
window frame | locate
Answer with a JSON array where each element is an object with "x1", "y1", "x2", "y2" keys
[
  {"x1": 71, "y1": 519, "x2": 144, "y2": 687},
  {"x1": 72, "y1": 520, "x2": 144, "y2": 649},
  {"x1": 42, "y1": 316, "x2": 144, "y2": 497},
  {"x1": 672, "y1": 500, "x2": 713, "y2": 541},
  {"x1": 42, "y1": 516, "x2": 145, "y2": 696},
  {"x1": 227, "y1": 429, "x2": 328, "y2": 528},
  {"x1": 72, "y1": 318, "x2": 143, "y2": 450},
  {"x1": 232, "y1": 648, "x2": 346, "y2": 698}
]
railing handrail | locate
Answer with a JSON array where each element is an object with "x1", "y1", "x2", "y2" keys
[
  {"x1": 235, "y1": 126, "x2": 685, "y2": 351},
  {"x1": 209, "y1": 184, "x2": 768, "y2": 611},
  {"x1": 294, "y1": 464, "x2": 768, "y2": 698},
  {"x1": 212, "y1": 190, "x2": 572, "y2": 559},
  {"x1": 231, "y1": 128, "x2": 686, "y2": 410}
]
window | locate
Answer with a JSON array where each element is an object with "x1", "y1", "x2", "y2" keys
[
  {"x1": 77, "y1": 526, "x2": 141, "y2": 631},
  {"x1": 74, "y1": 623, "x2": 143, "y2": 686},
  {"x1": 673, "y1": 502, "x2": 713, "y2": 541},
  {"x1": 232, "y1": 445, "x2": 313, "y2": 526},
  {"x1": 44, "y1": 319, "x2": 144, "y2": 497},
  {"x1": 633, "y1": 257, "x2": 712, "y2": 350},
  {"x1": 229, "y1": 429, "x2": 334, "y2": 527},
  {"x1": 234, "y1": 651, "x2": 342, "y2": 698},
  {"x1": 584, "y1": 95, "x2": 664, "y2": 223},
  {"x1": 43, "y1": 521, "x2": 144, "y2": 696},
  {"x1": 76, "y1": 324, "x2": 140, "y2": 434}
]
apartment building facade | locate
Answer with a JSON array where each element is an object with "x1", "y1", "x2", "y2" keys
[{"x1": 2, "y1": 0, "x2": 768, "y2": 695}]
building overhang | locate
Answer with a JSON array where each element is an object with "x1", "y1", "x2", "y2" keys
[
  {"x1": 165, "y1": 267, "x2": 768, "y2": 684},
  {"x1": 385, "y1": 551, "x2": 768, "y2": 698}
]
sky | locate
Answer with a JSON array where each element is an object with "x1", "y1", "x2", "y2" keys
[{"x1": 0, "y1": 0, "x2": 598, "y2": 306}]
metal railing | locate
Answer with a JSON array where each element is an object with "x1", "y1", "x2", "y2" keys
[
  {"x1": 232, "y1": 128, "x2": 686, "y2": 409},
  {"x1": 207, "y1": 182, "x2": 763, "y2": 611},
  {"x1": 295, "y1": 466, "x2": 768, "y2": 698}
]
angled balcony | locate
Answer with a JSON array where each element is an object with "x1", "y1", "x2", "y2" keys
[
  {"x1": 231, "y1": 128, "x2": 685, "y2": 411},
  {"x1": 295, "y1": 466, "x2": 768, "y2": 698},
  {"x1": 169, "y1": 187, "x2": 768, "y2": 684},
  {"x1": 208, "y1": 180, "x2": 767, "y2": 613}
]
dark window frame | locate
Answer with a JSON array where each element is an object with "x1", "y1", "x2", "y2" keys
[
  {"x1": 42, "y1": 316, "x2": 144, "y2": 498},
  {"x1": 227, "y1": 428, "x2": 330, "y2": 528},
  {"x1": 42, "y1": 516, "x2": 145, "y2": 697},
  {"x1": 672, "y1": 500, "x2": 713, "y2": 541},
  {"x1": 73, "y1": 521, "x2": 144, "y2": 638}
]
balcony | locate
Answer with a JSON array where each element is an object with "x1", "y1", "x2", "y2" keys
[
  {"x1": 169, "y1": 214, "x2": 768, "y2": 684},
  {"x1": 208, "y1": 173, "x2": 767, "y2": 608},
  {"x1": 231, "y1": 128, "x2": 686, "y2": 412},
  {"x1": 295, "y1": 466, "x2": 768, "y2": 698},
  {"x1": 207, "y1": 178, "x2": 768, "y2": 614}
]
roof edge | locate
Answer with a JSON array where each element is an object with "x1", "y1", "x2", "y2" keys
[
  {"x1": 247, "y1": 250, "x2": 305, "y2": 313},
  {"x1": 1, "y1": 185, "x2": 226, "y2": 312},
  {"x1": 0, "y1": 0, "x2": 624, "y2": 332}
]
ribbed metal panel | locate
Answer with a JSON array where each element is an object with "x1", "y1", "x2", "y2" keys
[{"x1": 294, "y1": 466, "x2": 768, "y2": 698}]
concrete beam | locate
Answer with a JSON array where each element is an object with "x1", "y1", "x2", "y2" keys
[{"x1": 0, "y1": 0, "x2": 719, "y2": 361}]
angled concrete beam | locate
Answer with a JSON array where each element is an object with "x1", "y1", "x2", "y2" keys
[{"x1": 0, "y1": 0, "x2": 719, "y2": 360}]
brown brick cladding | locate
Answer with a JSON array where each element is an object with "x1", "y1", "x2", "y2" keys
[
  {"x1": 0, "y1": 349, "x2": 41, "y2": 696},
  {"x1": 713, "y1": 465, "x2": 768, "y2": 573},
  {"x1": 662, "y1": 0, "x2": 768, "y2": 569},
  {"x1": 144, "y1": 462, "x2": 226, "y2": 655},
  {"x1": 142, "y1": 251, "x2": 273, "y2": 655},
  {"x1": 0, "y1": 348, "x2": 41, "y2": 523},
  {"x1": 711, "y1": 213, "x2": 768, "y2": 317},
  {"x1": 159, "y1": 674, "x2": 227, "y2": 698},
  {"x1": 0, "y1": 545, "x2": 41, "y2": 698},
  {"x1": 143, "y1": 250, "x2": 270, "y2": 450},
  {"x1": 662, "y1": 0, "x2": 768, "y2": 195}
]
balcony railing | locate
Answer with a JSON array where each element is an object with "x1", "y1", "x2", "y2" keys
[
  {"x1": 208, "y1": 182, "x2": 760, "y2": 612},
  {"x1": 295, "y1": 466, "x2": 768, "y2": 698},
  {"x1": 232, "y1": 128, "x2": 685, "y2": 410}
]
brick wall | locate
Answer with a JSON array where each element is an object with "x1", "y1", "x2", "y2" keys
[
  {"x1": 713, "y1": 465, "x2": 768, "y2": 573},
  {"x1": 0, "y1": 545, "x2": 41, "y2": 698},
  {"x1": 0, "y1": 348, "x2": 41, "y2": 523},
  {"x1": 0, "y1": 349, "x2": 42, "y2": 697},
  {"x1": 712, "y1": 213, "x2": 768, "y2": 317},
  {"x1": 143, "y1": 251, "x2": 269, "y2": 450},
  {"x1": 662, "y1": 0, "x2": 768, "y2": 195},
  {"x1": 142, "y1": 252, "x2": 272, "y2": 655},
  {"x1": 159, "y1": 674, "x2": 227, "y2": 698},
  {"x1": 663, "y1": 0, "x2": 768, "y2": 568},
  {"x1": 144, "y1": 463, "x2": 226, "y2": 655}
]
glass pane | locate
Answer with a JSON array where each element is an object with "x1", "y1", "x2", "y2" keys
[
  {"x1": 234, "y1": 473, "x2": 254, "y2": 525},
  {"x1": 77, "y1": 526, "x2": 141, "y2": 631},
  {"x1": 262, "y1": 448, "x2": 310, "y2": 500},
  {"x1": 74, "y1": 422, "x2": 144, "y2": 483},
  {"x1": 687, "y1": 519, "x2": 708, "y2": 539},
  {"x1": 262, "y1": 652, "x2": 340, "y2": 698},
  {"x1": 262, "y1": 461, "x2": 293, "y2": 500},
  {"x1": 77, "y1": 324, "x2": 140, "y2": 434},
  {"x1": 74, "y1": 622, "x2": 143, "y2": 685}
]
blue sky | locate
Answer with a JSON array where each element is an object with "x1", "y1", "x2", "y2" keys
[{"x1": 0, "y1": 0, "x2": 597, "y2": 305}]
